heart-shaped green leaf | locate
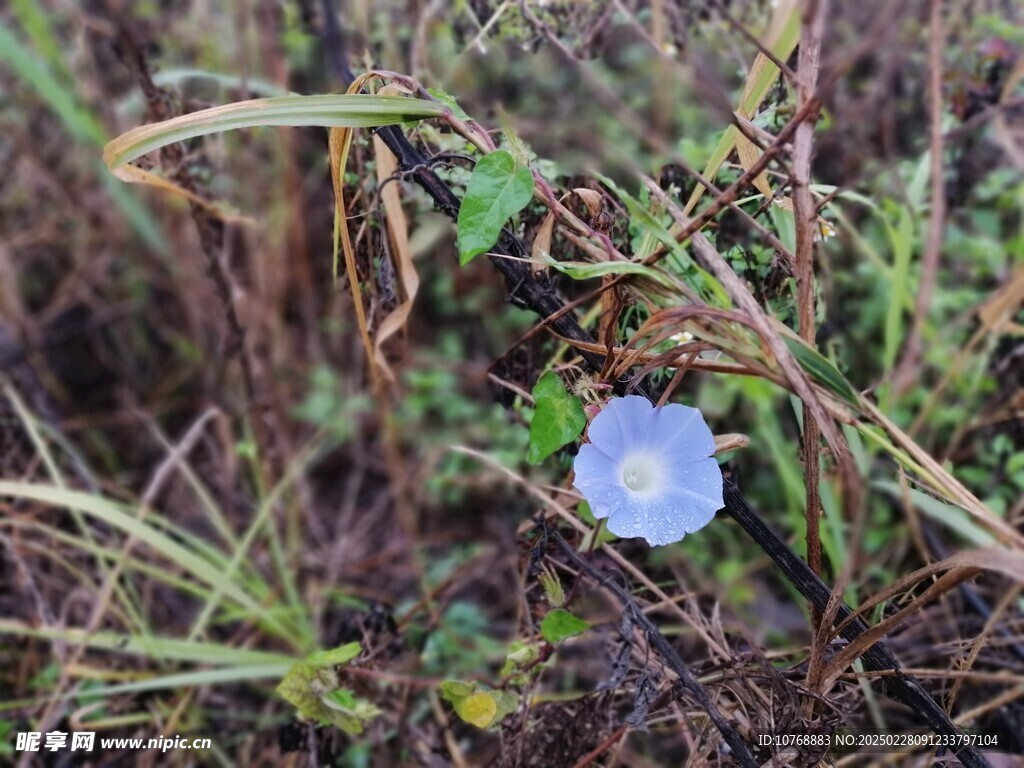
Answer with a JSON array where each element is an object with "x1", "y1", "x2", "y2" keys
[
  {"x1": 528, "y1": 372, "x2": 586, "y2": 464},
  {"x1": 457, "y1": 150, "x2": 534, "y2": 264}
]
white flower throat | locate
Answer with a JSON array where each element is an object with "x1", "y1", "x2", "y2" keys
[{"x1": 621, "y1": 456, "x2": 661, "y2": 493}]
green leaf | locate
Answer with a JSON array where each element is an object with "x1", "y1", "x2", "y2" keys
[
  {"x1": 767, "y1": 202, "x2": 796, "y2": 253},
  {"x1": 457, "y1": 150, "x2": 534, "y2": 264},
  {"x1": 545, "y1": 257, "x2": 679, "y2": 290},
  {"x1": 427, "y1": 87, "x2": 470, "y2": 121},
  {"x1": 540, "y1": 608, "x2": 590, "y2": 644},
  {"x1": 438, "y1": 681, "x2": 515, "y2": 729},
  {"x1": 323, "y1": 687, "x2": 359, "y2": 710},
  {"x1": 537, "y1": 569, "x2": 565, "y2": 607},
  {"x1": 277, "y1": 644, "x2": 377, "y2": 734},
  {"x1": 491, "y1": 689, "x2": 519, "y2": 722},
  {"x1": 321, "y1": 687, "x2": 382, "y2": 732},
  {"x1": 439, "y1": 680, "x2": 475, "y2": 702},
  {"x1": 781, "y1": 337, "x2": 860, "y2": 406},
  {"x1": 882, "y1": 204, "x2": 914, "y2": 376},
  {"x1": 500, "y1": 640, "x2": 540, "y2": 677},
  {"x1": 306, "y1": 642, "x2": 361, "y2": 667},
  {"x1": 527, "y1": 372, "x2": 586, "y2": 464},
  {"x1": 276, "y1": 662, "x2": 336, "y2": 724}
]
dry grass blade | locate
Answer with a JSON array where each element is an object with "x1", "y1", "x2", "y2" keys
[
  {"x1": 372, "y1": 133, "x2": 419, "y2": 381},
  {"x1": 864, "y1": 401, "x2": 1024, "y2": 547},
  {"x1": 647, "y1": 180, "x2": 856, "y2": 471},
  {"x1": 822, "y1": 546, "x2": 1024, "y2": 684},
  {"x1": 947, "y1": 583, "x2": 1024, "y2": 707},
  {"x1": 329, "y1": 126, "x2": 376, "y2": 379}
]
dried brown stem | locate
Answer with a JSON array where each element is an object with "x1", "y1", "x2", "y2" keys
[{"x1": 792, "y1": 0, "x2": 825, "y2": 590}]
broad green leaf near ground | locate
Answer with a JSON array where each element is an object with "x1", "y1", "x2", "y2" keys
[
  {"x1": 540, "y1": 608, "x2": 590, "y2": 644},
  {"x1": 276, "y1": 643, "x2": 379, "y2": 734},
  {"x1": 527, "y1": 372, "x2": 586, "y2": 464},
  {"x1": 457, "y1": 149, "x2": 534, "y2": 264}
]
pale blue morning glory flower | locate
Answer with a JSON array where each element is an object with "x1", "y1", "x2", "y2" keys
[{"x1": 573, "y1": 395, "x2": 723, "y2": 547}]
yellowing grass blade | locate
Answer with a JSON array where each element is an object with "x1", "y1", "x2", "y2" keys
[
  {"x1": 327, "y1": 74, "x2": 396, "y2": 385},
  {"x1": 683, "y1": 0, "x2": 800, "y2": 215},
  {"x1": 103, "y1": 93, "x2": 447, "y2": 174}
]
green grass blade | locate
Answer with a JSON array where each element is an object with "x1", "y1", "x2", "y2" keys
[
  {"x1": 781, "y1": 337, "x2": 861, "y2": 406},
  {"x1": 9, "y1": 0, "x2": 68, "y2": 83},
  {"x1": 74, "y1": 664, "x2": 293, "y2": 698},
  {"x1": 882, "y1": 204, "x2": 914, "y2": 376},
  {"x1": 0, "y1": 22, "x2": 166, "y2": 251},
  {"x1": 0, "y1": 482, "x2": 291, "y2": 641},
  {"x1": 873, "y1": 481, "x2": 996, "y2": 548},
  {"x1": 0, "y1": 23, "x2": 107, "y2": 145},
  {"x1": 104, "y1": 94, "x2": 448, "y2": 171},
  {"x1": 186, "y1": 440, "x2": 324, "y2": 648},
  {"x1": 0, "y1": 620, "x2": 294, "y2": 666},
  {"x1": 0, "y1": 663, "x2": 292, "y2": 712}
]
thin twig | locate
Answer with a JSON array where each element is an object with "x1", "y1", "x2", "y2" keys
[
  {"x1": 792, "y1": 0, "x2": 825, "y2": 584},
  {"x1": 115, "y1": 24, "x2": 278, "y2": 489}
]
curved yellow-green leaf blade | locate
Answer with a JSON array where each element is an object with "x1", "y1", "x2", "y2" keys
[
  {"x1": 103, "y1": 94, "x2": 448, "y2": 173},
  {"x1": 547, "y1": 258, "x2": 679, "y2": 290},
  {"x1": 683, "y1": 0, "x2": 800, "y2": 214}
]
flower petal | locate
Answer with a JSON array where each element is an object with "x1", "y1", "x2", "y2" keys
[
  {"x1": 604, "y1": 497, "x2": 652, "y2": 541},
  {"x1": 648, "y1": 403, "x2": 716, "y2": 462},
  {"x1": 652, "y1": 484, "x2": 720, "y2": 541},
  {"x1": 573, "y1": 443, "x2": 618, "y2": 487},
  {"x1": 606, "y1": 493, "x2": 691, "y2": 547},
  {"x1": 586, "y1": 395, "x2": 653, "y2": 456},
  {"x1": 662, "y1": 457, "x2": 724, "y2": 510},
  {"x1": 573, "y1": 444, "x2": 629, "y2": 520},
  {"x1": 580, "y1": 483, "x2": 630, "y2": 521},
  {"x1": 606, "y1": 480, "x2": 721, "y2": 547}
]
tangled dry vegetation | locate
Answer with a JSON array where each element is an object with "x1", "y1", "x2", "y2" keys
[{"x1": 1, "y1": 1, "x2": 1024, "y2": 767}]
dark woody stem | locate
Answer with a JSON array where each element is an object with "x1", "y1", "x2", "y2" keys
[
  {"x1": 548, "y1": 526, "x2": 761, "y2": 768},
  {"x1": 723, "y1": 480, "x2": 988, "y2": 768}
]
